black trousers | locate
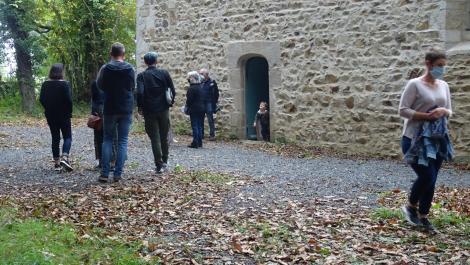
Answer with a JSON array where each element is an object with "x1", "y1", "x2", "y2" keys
[{"x1": 47, "y1": 118, "x2": 72, "y2": 159}]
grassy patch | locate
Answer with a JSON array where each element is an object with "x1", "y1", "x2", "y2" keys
[
  {"x1": 0, "y1": 95, "x2": 89, "y2": 123},
  {"x1": 0, "y1": 208, "x2": 151, "y2": 264},
  {"x1": 173, "y1": 164, "x2": 184, "y2": 173},
  {"x1": 370, "y1": 207, "x2": 402, "y2": 221},
  {"x1": 432, "y1": 211, "x2": 469, "y2": 229},
  {"x1": 243, "y1": 221, "x2": 298, "y2": 253},
  {"x1": 173, "y1": 121, "x2": 191, "y2": 135},
  {"x1": 0, "y1": 94, "x2": 42, "y2": 122},
  {"x1": 131, "y1": 118, "x2": 146, "y2": 134}
]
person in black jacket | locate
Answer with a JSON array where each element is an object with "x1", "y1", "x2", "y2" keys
[
  {"x1": 91, "y1": 80, "x2": 117, "y2": 169},
  {"x1": 137, "y1": 52, "x2": 176, "y2": 173},
  {"x1": 185, "y1": 71, "x2": 205, "y2": 148},
  {"x1": 199, "y1": 68, "x2": 219, "y2": 141},
  {"x1": 39, "y1": 63, "x2": 73, "y2": 172},
  {"x1": 96, "y1": 42, "x2": 135, "y2": 183}
]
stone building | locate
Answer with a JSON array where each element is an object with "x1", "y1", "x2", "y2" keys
[{"x1": 136, "y1": 0, "x2": 470, "y2": 160}]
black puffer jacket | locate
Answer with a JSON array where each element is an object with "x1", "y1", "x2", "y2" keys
[{"x1": 185, "y1": 83, "x2": 205, "y2": 114}]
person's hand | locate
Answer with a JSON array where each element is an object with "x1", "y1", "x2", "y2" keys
[
  {"x1": 253, "y1": 123, "x2": 256, "y2": 128},
  {"x1": 429, "y1": 108, "x2": 448, "y2": 120}
]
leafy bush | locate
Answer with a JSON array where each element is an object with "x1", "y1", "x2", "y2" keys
[{"x1": 0, "y1": 78, "x2": 18, "y2": 100}]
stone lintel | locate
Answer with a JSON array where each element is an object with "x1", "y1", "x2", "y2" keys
[
  {"x1": 227, "y1": 41, "x2": 281, "y2": 69},
  {"x1": 448, "y1": 41, "x2": 470, "y2": 55}
]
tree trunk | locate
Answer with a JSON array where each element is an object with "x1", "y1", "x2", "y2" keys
[
  {"x1": 6, "y1": 7, "x2": 36, "y2": 114},
  {"x1": 14, "y1": 42, "x2": 35, "y2": 113}
]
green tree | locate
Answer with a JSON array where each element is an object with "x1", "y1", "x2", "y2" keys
[
  {"x1": 37, "y1": 0, "x2": 136, "y2": 101},
  {"x1": 0, "y1": 0, "x2": 40, "y2": 113}
]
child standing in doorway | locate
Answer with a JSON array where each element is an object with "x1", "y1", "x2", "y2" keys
[{"x1": 253, "y1": 101, "x2": 270, "y2": 141}]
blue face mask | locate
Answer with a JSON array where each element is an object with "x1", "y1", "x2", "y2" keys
[{"x1": 430, "y1": 66, "x2": 445, "y2": 80}]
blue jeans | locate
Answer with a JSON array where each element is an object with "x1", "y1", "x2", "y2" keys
[
  {"x1": 401, "y1": 136, "x2": 443, "y2": 215},
  {"x1": 190, "y1": 112, "x2": 204, "y2": 147},
  {"x1": 203, "y1": 102, "x2": 215, "y2": 138},
  {"x1": 101, "y1": 114, "x2": 132, "y2": 177}
]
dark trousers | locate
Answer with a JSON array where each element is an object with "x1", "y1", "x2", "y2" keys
[
  {"x1": 94, "y1": 127, "x2": 117, "y2": 163},
  {"x1": 203, "y1": 102, "x2": 215, "y2": 137},
  {"x1": 47, "y1": 118, "x2": 72, "y2": 159},
  {"x1": 144, "y1": 110, "x2": 170, "y2": 166},
  {"x1": 261, "y1": 124, "x2": 270, "y2": 141},
  {"x1": 401, "y1": 136, "x2": 443, "y2": 215},
  {"x1": 190, "y1": 112, "x2": 204, "y2": 147}
]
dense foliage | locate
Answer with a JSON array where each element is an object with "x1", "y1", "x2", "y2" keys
[
  {"x1": 0, "y1": 0, "x2": 41, "y2": 113},
  {"x1": 0, "y1": 0, "x2": 136, "y2": 105}
]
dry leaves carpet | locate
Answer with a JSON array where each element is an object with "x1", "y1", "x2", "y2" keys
[{"x1": 0, "y1": 169, "x2": 469, "y2": 264}]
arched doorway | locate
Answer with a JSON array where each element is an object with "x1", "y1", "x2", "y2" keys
[{"x1": 245, "y1": 57, "x2": 269, "y2": 140}]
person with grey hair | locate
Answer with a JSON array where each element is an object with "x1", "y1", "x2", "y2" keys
[
  {"x1": 199, "y1": 68, "x2": 219, "y2": 141},
  {"x1": 185, "y1": 71, "x2": 205, "y2": 148},
  {"x1": 137, "y1": 51, "x2": 176, "y2": 174}
]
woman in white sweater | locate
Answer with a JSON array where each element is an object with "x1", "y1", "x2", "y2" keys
[{"x1": 398, "y1": 49, "x2": 452, "y2": 232}]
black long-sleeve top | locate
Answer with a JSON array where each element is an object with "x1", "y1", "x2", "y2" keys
[
  {"x1": 136, "y1": 66, "x2": 176, "y2": 114},
  {"x1": 185, "y1": 83, "x2": 205, "y2": 114},
  {"x1": 39, "y1": 80, "x2": 73, "y2": 122},
  {"x1": 91, "y1": 80, "x2": 104, "y2": 115}
]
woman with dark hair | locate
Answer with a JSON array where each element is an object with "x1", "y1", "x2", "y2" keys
[
  {"x1": 39, "y1": 63, "x2": 73, "y2": 172},
  {"x1": 185, "y1": 71, "x2": 205, "y2": 148},
  {"x1": 399, "y1": 49, "x2": 453, "y2": 232}
]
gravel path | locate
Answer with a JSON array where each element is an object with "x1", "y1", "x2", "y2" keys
[{"x1": 1, "y1": 125, "x2": 469, "y2": 205}]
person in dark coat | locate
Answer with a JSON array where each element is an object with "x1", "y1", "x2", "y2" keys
[
  {"x1": 199, "y1": 68, "x2": 219, "y2": 141},
  {"x1": 39, "y1": 63, "x2": 73, "y2": 172},
  {"x1": 185, "y1": 71, "x2": 205, "y2": 148},
  {"x1": 137, "y1": 52, "x2": 176, "y2": 173},
  {"x1": 96, "y1": 42, "x2": 135, "y2": 183}
]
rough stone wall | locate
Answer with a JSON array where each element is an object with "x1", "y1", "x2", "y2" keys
[
  {"x1": 136, "y1": 0, "x2": 470, "y2": 160},
  {"x1": 446, "y1": 53, "x2": 470, "y2": 161}
]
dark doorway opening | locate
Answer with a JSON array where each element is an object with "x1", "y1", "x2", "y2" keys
[{"x1": 245, "y1": 57, "x2": 269, "y2": 140}]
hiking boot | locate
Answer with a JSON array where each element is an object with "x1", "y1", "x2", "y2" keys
[
  {"x1": 54, "y1": 164, "x2": 62, "y2": 172},
  {"x1": 162, "y1": 163, "x2": 169, "y2": 172},
  {"x1": 401, "y1": 205, "x2": 421, "y2": 225},
  {"x1": 156, "y1": 165, "x2": 164, "y2": 174},
  {"x1": 209, "y1": 136, "x2": 216, "y2": 141},
  {"x1": 188, "y1": 143, "x2": 198, "y2": 148},
  {"x1": 60, "y1": 156, "x2": 73, "y2": 172},
  {"x1": 113, "y1": 176, "x2": 122, "y2": 183},
  {"x1": 419, "y1": 217, "x2": 437, "y2": 233},
  {"x1": 98, "y1": 175, "x2": 108, "y2": 183}
]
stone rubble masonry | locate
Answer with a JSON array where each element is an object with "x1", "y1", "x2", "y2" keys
[{"x1": 136, "y1": 0, "x2": 470, "y2": 161}]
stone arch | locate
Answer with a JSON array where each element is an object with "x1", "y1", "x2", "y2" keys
[{"x1": 226, "y1": 41, "x2": 281, "y2": 140}]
